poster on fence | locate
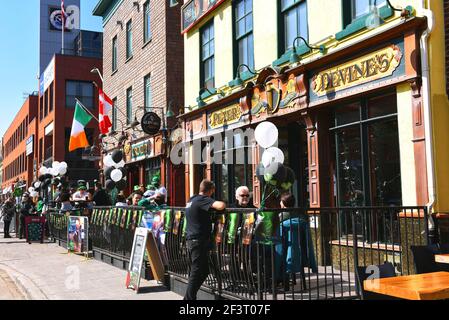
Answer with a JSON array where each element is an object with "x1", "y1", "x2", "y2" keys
[
  {"x1": 67, "y1": 216, "x2": 89, "y2": 254},
  {"x1": 126, "y1": 227, "x2": 165, "y2": 293}
]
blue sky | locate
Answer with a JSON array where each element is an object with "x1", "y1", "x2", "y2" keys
[{"x1": 0, "y1": 0, "x2": 103, "y2": 139}]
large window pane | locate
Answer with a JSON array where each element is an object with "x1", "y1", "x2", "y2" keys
[
  {"x1": 144, "y1": 1, "x2": 151, "y2": 42},
  {"x1": 367, "y1": 119, "x2": 402, "y2": 206},
  {"x1": 144, "y1": 75, "x2": 152, "y2": 112},
  {"x1": 126, "y1": 20, "x2": 133, "y2": 59},
  {"x1": 283, "y1": 0, "x2": 308, "y2": 51},
  {"x1": 336, "y1": 126, "x2": 364, "y2": 207},
  {"x1": 126, "y1": 87, "x2": 133, "y2": 124}
]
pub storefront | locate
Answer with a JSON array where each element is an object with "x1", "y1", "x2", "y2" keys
[
  {"x1": 180, "y1": 17, "x2": 429, "y2": 247},
  {"x1": 122, "y1": 135, "x2": 165, "y2": 196}
]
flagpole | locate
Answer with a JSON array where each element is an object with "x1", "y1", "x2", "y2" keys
[
  {"x1": 75, "y1": 98, "x2": 100, "y2": 123},
  {"x1": 62, "y1": 7, "x2": 65, "y2": 54}
]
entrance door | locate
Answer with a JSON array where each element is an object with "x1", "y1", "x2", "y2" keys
[{"x1": 278, "y1": 123, "x2": 309, "y2": 207}]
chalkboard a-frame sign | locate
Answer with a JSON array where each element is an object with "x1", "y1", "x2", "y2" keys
[{"x1": 126, "y1": 227, "x2": 165, "y2": 293}]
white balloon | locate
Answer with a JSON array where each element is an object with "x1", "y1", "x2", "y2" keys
[
  {"x1": 28, "y1": 187, "x2": 35, "y2": 193},
  {"x1": 262, "y1": 147, "x2": 285, "y2": 168},
  {"x1": 114, "y1": 160, "x2": 126, "y2": 168},
  {"x1": 60, "y1": 162, "x2": 68, "y2": 169},
  {"x1": 58, "y1": 166, "x2": 67, "y2": 176},
  {"x1": 111, "y1": 169, "x2": 123, "y2": 182},
  {"x1": 255, "y1": 121, "x2": 279, "y2": 149},
  {"x1": 31, "y1": 191, "x2": 39, "y2": 198},
  {"x1": 52, "y1": 161, "x2": 60, "y2": 169},
  {"x1": 34, "y1": 182, "x2": 41, "y2": 188},
  {"x1": 51, "y1": 167, "x2": 59, "y2": 176},
  {"x1": 104, "y1": 155, "x2": 115, "y2": 167},
  {"x1": 39, "y1": 167, "x2": 47, "y2": 176}
]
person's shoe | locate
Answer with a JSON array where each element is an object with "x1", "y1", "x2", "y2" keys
[{"x1": 4, "y1": 235, "x2": 12, "y2": 238}]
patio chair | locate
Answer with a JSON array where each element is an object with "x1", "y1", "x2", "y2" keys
[
  {"x1": 356, "y1": 262, "x2": 397, "y2": 300},
  {"x1": 410, "y1": 244, "x2": 449, "y2": 274}
]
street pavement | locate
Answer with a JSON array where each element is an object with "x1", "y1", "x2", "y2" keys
[{"x1": 0, "y1": 231, "x2": 182, "y2": 300}]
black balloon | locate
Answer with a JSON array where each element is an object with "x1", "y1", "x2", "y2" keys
[
  {"x1": 265, "y1": 162, "x2": 286, "y2": 186},
  {"x1": 38, "y1": 175, "x2": 45, "y2": 182},
  {"x1": 111, "y1": 150, "x2": 123, "y2": 164},
  {"x1": 104, "y1": 167, "x2": 114, "y2": 179},
  {"x1": 119, "y1": 167, "x2": 128, "y2": 177},
  {"x1": 115, "y1": 179, "x2": 127, "y2": 191},
  {"x1": 285, "y1": 166, "x2": 296, "y2": 184},
  {"x1": 105, "y1": 180, "x2": 116, "y2": 191}
]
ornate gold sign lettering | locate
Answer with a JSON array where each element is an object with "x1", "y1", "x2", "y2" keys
[
  {"x1": 312, "y1": 45, "x2": 402, "y2": 97},
  {"x1": 209, "y1": 104, "x2": 243, "y2": 129}
]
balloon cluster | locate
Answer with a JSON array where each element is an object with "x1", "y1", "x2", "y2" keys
[
  {"x1": 35, "y1": 161, "x2": 69, "y2": 192},
  {"x1": 103, "y1": 150, "x2": 127, "y2": 191},
  {"x1": 254, "y1": 121, "x2": 295, "y2": 191}
]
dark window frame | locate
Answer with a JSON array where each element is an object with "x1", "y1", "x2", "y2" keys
[
  {"x1": 200, "y1": 20, "x2": 215, "y2": 90},
  {"x1": 233, "y1": 0, "x2": 255, "y2": 76},
  {"x1": 112, "y1": 36, "x2": 118, "y2": 72},
  {"x1": 126, "y1": 87, "x2": 133, "y2": 125},
  {"x1": 126, "y1": 19, "x2": 133, "y2": 60},
  {"x1": 278, "y1": 0, "x2": 309, "y2": 56},
  {"x1": 143, "y1": 1, "x2": 151, "y2": 43},
  {"x1": 65, "y1": 80, "x2": 95, "y2": 109}
]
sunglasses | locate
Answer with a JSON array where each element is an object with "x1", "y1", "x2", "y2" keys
[{"x1": 239, "y1": 194, "x2": 249, "y2": 198}]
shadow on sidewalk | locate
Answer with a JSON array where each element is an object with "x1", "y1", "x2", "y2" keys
[{"x1": 137, "y1": 286, "x2": 171, "y2": 294}]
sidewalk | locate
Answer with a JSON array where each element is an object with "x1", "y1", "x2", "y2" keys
[{"x1": 0, "y1": 232, "x2": 182, "y2": 300}]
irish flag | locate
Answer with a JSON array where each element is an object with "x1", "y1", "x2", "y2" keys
[{"x1": 69, "y1": 101, "x2": 93, "y2": 152}]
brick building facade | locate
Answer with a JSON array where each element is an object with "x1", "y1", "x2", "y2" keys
[
  {"x1": 37, "y1": 54, "x2": 103, "y2": 184},
  {"x1": 1, "y1": 94, "x2": 39, "y2": 190},
  {"x1": 93, "y1": 0, "x2": 185, "y2": 204}
]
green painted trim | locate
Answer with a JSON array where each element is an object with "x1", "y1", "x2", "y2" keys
[
  {"x1": 93, "y1": 0, "x2": 124, "y2": 27},
  {"x1": 200, "y1": 88, "x2": 217, "y2": 100},
  {"x1": 335, "y1": 5, "x2": 393, "y2": 41},
  {"x1": 273, "y1": 44, "x2": 311, "y2": 67}
]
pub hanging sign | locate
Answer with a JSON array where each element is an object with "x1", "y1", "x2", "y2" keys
[
  {"x1": 312, "y1": 44, "x2": 403, "y2": 97},
  {"x1": 131, "y1": 139, "x2": 154, "y2": 162}
]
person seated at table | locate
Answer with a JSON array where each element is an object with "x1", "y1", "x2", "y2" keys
[
  {"x1": 115, "y1": 194, "x2": 128, "y2": 207},
  {"x1": 131, "y1": 193, "x2": 143, "y2": 206},
  {"x1": 93, "y1": 182, "x2": 112, "y2": 206},
  {"x1": 71, "y1": 185, "x2": 90, "y2": 201},
  {"x1": 59, "y1": 192, "x2": 74, "y2": 212}
]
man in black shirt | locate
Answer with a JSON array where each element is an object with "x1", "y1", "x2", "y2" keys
[
  {"x1": 92, "y1": 182, "x2": 112, "y2": 206},
  {"x1": 184, "y1": 180, "x2": 226, "y2": 300}
]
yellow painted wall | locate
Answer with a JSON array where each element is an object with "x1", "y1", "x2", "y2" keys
[
  {"x1": 252, "y1": 0, "x2": 278, "y2": 70},
  {"x1": 308, "y1": 0, "x2": 342, "y2": 43},
  {"x1": 214, "y1": 1, "x2": 234, "y2": 89},
  {"x1": 427, "y1": 0, "x2": 449, "y2": 213},
  {"x1": 397, "y1": 83, "x2": 417, "y2": 206},
  {"x1": 184, "y1": 31, "x2": 201, "y2": 109}
]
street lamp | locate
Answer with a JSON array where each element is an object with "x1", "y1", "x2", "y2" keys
[
  {"x1": 196, "y1": 87, "x2": 225, "y2": 108},
  {"x1": 366, "y1": 0, "x2": 413, "y2": 30},
  {"x1": 289, "y1": 36, "x2": 326, "y2": 64},
  {"x1": 232, "y1": 64, "x2": 258, "y2": 87},
  {"x1": 90, "y1": 68, "x2": 104, "y2": 83}
]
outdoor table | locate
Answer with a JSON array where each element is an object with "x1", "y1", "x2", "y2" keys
[
  {"x1": 435, "y1": 254, "x2": 449, "y2": 264},
  {"x1": 364, "y1": 271, "x2": 449, "y2": 300}
]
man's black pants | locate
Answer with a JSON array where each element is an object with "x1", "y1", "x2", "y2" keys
[
  {"x1": 3, "y1": 220, "x2": 11, "y2": 237},
  {"x1": 19, "y1": 215, "x2": 26, "y2": 239},
  {"x1": 184, "y1": 239, "x2": 211, "y2": 300}
]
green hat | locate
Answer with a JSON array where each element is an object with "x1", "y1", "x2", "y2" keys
[
  {"x1": 78, "y1": 186, "x2": 87, "y2": 191},
  {"x1": 134, "y1": 185, "x2": 140, "y2": 191},
  {"x1": 152, "y1": 176, "x2": 160, "y2": 183}
]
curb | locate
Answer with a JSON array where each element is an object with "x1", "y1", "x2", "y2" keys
[{"x1": 0, "y1": 263, "x2": 49, "y2": 300}]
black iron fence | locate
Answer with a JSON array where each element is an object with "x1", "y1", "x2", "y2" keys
[{"x1": 46, "y1": 205, "x2": 430, "y2": 300}]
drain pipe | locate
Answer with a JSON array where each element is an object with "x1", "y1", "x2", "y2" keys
[{"x1": 417, "y1": 1, "x2": 436, "y2": 237}]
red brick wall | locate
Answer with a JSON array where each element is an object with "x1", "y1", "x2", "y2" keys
[{"x1": 2, "y1": 95, "x2": 38, "y2": 189}]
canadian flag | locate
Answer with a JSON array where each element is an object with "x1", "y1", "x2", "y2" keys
[{"x1": 99, "y1": 89, "x2": 113, "y2": 135}]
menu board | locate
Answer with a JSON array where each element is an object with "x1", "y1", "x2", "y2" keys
[
  {"x1": 126, "y1": 228, "x2": 165, "y2": 293},
  {"x1": 25, "y1": 216, "x2": 46, "y2": 244},
  {"x1": 126, "y1": 228, "x2": 148, "y2": 292}
]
